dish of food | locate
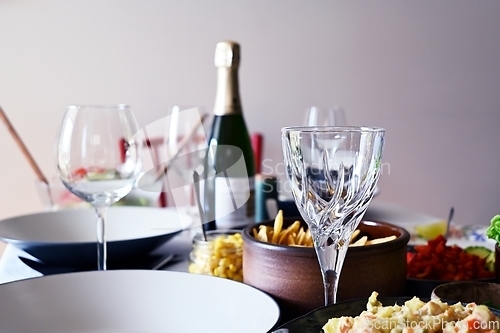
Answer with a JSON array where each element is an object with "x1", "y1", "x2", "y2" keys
[
  {"x1": 0, "y1": 206, "x2": 192, "y2": 267},
  {"x1": 243, "y1": 216, "x2": 410, "y2": 323},
  {"x1": 277, "y1": 293, "x2": 500, "y2": 333},
  {"x1": 323, "y1": 292, "x2": 499, "y2": 333},
  {"x1": 276, "y1": 296, "x2": 415, "y2": 333},
  {"x1": 407, "y1": 235, "x2": 495, "y2": 281},
  {"x1": 0, "y1": 270, "x2": 280, "y2": 332},
  {"x1": 405, "y1": 236, "x2": 496, "y2": 298},
  {"x1": 431, "y1": 281, "x2": 500, "y2": 310},
  {"x1": 251, "y1": 210, "x2": 397, "y2": 247}
]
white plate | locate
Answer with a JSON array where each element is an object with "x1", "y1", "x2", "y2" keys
[
  {"x1": 0, "y1": 207, "x2": 192, "y2": 266},
  {"x1": 0, "y1": 270, "x2": 280, "y2": 333}
]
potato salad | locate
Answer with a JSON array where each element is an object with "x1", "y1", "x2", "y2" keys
[{"x1": 323, "y1": 292, "x2": 500, "y2": 333}]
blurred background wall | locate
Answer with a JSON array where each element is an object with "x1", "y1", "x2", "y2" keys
[{"x1": 0, "y1": 0, "x2": 499, "y2": 225}]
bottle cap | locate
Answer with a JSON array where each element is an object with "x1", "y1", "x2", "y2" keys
[{"x1": 215, "y1": 41, "x2": 240, "y2": 68}]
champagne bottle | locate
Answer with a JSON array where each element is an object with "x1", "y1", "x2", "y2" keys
[{"x1": 203, "y1": 41, "x2": 255, "y2": 230}]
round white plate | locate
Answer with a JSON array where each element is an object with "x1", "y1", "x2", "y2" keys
[
  {"x1": 0, "y1": 270, "x2": 280, "y2": 333},
  {"x1": 0, "y1": 206, "x2": 192, "y2": 266}
]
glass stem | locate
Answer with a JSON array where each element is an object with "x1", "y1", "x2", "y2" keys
[
  {"x1": 323, "y1": 267, "x2": 338, "y2": 305},
  {"x1": 316, "y1": 240, "x2": 349, "y2": 305},
  {"x1": 95, "y1": 206, "x2": 108, "y2": 271}
]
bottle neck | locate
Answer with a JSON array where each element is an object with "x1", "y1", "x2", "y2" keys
[{"x1": 213, "y1": 66, "x2": 242, "y2": 116}]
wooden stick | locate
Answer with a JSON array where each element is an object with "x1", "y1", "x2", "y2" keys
[{"x1": 0, "y1": 105, "x2": 49, "y2": 184}]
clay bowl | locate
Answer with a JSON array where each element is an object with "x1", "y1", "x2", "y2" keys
[
  {"x1": 242, "y1": 218, "x2": 410, "y2": 322},
  {"x1": 431, "y1": 281, "x2": 500, "y2": 308},
  {"x1": 406, "y1": 272, "x2": 496, "y2": 299}
]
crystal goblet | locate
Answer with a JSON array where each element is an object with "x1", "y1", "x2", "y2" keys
[{"x1": 281, "y1": 126, "x2": 385, "y2": 305}]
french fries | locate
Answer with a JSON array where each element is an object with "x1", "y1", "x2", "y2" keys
[
  {"x1": 252, "y1": 210, "x2": 397, "y2": 248},
  {"x1": 252, "y1": 210, "x2": 314, "y2": 246}
]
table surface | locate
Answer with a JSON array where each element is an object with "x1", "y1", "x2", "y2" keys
[
  {"x1": 0, "y1": 201, "x2": 444, "y2": 285},
  {"x1": 1, "y1": 200, "x2": 494, "y2": 332}
]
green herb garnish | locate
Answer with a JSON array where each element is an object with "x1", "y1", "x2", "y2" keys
[{"x1": 486, "y1": 215, "x2": 500, "y2": 243}]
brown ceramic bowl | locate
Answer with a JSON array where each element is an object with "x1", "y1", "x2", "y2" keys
[
  {"x1": 242, "y1": 218, "x2": 410, "y2": 322},
  {"x1": 431, "y1": 281, "x2": 500, "y2": 308},
  {"x1": 406, "y1": 272, "x2": 496, "y2": 299}
]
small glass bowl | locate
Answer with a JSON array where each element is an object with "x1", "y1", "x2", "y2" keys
[{"x1": 188, "y1": 230, "x2": 243, "y2": 282}]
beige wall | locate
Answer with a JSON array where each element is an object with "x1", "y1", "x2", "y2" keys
[{"x1": 0, "y1": 1, "x2": 499, "y2": 226}]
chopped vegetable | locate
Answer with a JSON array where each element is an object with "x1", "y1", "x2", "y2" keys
[
  {"x1": 464, "y1": 245, "x2": 496, "y2": 272},
  {"x1": 464, "y1": 246, "x2": 492, "y2": 259},
  {"x1": 72, "y1": 167, "x2": 87, "y2": 179},
  {"x1": 486, "y1": 215, "x2": 500, "y2": 243},
  {"x1": 407, "y1": 235, "x2": 495, "y2": 280},
  {"x1": 485, "y1": 251, "x2": 496, "y2": 272}
]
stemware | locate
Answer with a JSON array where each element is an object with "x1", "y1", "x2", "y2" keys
[
  {"x1": 55, "y1": 104, "x2": 142, "y2": 270},
  {"x1": 165, "y1": 106, "x2": 208, "y2": 217},
  {"x1": 304, "y1": 106, "x2": 347, "y2": 126},
  {"x1": 281, "y1": 126, "x2": 385, "y2": 305}
]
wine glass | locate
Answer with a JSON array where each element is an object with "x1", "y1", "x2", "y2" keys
[
  {"x1": 304, "y1": 106, "x2": 347, "y2": 126},
  {"x1": 166, "y1": 105, "x2": 208, "y2": 216},
  {"x1": 281, "y1": 126, "x2": 384, "y2": 305},
  {"x1": 56, "y1": 104, "x2": 143, "y2": 270}
]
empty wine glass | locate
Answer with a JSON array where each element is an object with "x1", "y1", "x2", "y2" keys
[
  {"x1": 166, "y1": 105, "x2": 208, "y2": 214},
  {"x1": 281, "y1": 126, "x2": 384, "y2": 305},
  {"x1": 56, "y1": 105, "x2": 143, "y2": 270},
  {"x1": 304, "y1": 106, "x2": 347, "y2": 126}
]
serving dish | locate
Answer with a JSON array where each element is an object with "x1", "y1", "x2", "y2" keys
[
  {"x1": 0, "y1": 270, "x2": 280, "y2": 333},
  {"x1": 276, "y1": 297, "x2": 414, "y2": 333},
  {"x1": 0, "y1": 206, "x2": 192, "y2": 267},
  {"x1": 243, "y1": 218, "x2": 410, "y2": 322},
  {"x1": 405, "y1": 239, "x2": 496, "y2": 298},
  {"x1": 276, "y1": 295, "x2": 500, "y2": 333},
  {"x1": 431, "y1": 281, "x2": 500, "y2": 308}
]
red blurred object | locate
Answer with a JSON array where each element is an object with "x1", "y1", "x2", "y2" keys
[
  {"x1": 119, "y1": 138, "x2": 128, "y2": 163},
  {"x1": 143, "y1": 136, "x2": 168, "y2": 208},
  {"x1": 407, "y1": 235, "x2": 494, "y2": 280},
  {"x1": 251, "y1": 133, "x2": 263, "y2": 174},
  {"x1": 72, "y1": 167, "x2": 87, "y2": 179}
]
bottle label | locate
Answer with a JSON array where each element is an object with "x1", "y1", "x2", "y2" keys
[{"x1": 215, "y1": 177, "x2": 255, "y2": 229}]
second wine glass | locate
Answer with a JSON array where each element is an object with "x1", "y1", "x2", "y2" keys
[
  {"x1": 166, "y1": 106, "x2": 208, "y2": 214},
  {"x1": 55, "y1": 104, "x2": 143, "y2": 270},
  {"x1": 304, "y1": 106, "x2": 347, "y2": 126}
]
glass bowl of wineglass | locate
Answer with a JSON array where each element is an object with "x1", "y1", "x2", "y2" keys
[
  {"x1": 281, "y1": 126, "x2": 385, "y2": 305},
  {"x1": 55, "y1": 104, "x2": 143, "y2": 271},
  {"x1": 304, "y1": 106, "x2": 347, "y2": 127},
  {"x1": 165, "y1": 105, "x2": 209, "y2": 215}
]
